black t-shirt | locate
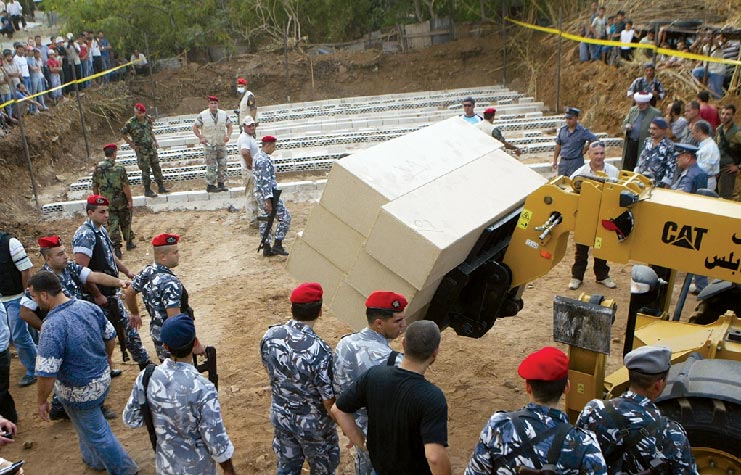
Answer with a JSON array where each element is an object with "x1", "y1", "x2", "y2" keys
[{"x1": 336, "y1": 364, "x2": 448, "y2": 475}]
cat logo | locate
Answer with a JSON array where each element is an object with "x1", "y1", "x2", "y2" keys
[{"x1": 661, "y1": 221, "x2": 708, "y2": 251}]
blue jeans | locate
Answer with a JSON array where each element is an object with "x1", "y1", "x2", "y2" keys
[
  {"x1": 692, "y1": 67, "x2": 725, "y2": 99},
  {"x1": 2, "y1": 298, "x2": 37, "y2": 378},
  {"x1": 21, "y1": 77, "x2": 36, "y2": 112},
  {"x1": 0, "y1": 93, "x2": 11, "y2": 116},
  {"x1": 65, "y1": 400, "x2": 138, "y2": 474}
]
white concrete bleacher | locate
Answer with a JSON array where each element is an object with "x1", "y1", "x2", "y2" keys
[{"x1": 42, "y1": 86, "x2": 623, "y2": 216}]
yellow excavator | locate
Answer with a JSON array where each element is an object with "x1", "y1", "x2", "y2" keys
[{"x1": 422, "y1": 170, "x2": 741, "y2": 473}]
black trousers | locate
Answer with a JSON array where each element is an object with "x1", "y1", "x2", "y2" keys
[
  {"x1": 0, "y1": 350, "x2": 17, "y2": 423},
  {"x1": 571, "y1": 244, "x2": 610, "y2": 281},
  {"x1": 622, "y1": 137, "x2": 640, "y2": 171}
]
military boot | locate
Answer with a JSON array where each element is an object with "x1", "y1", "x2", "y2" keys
[
  {"x1": 262, "y1": 243, "x2": 275, "y2": 257},
  {"x1": 217, "y1": 182, "x2": 229, "y2": 192},
  {"x1": 114, "y1": 244, "x2": 123, "y2": 259},
  {"x1": 206, "y1": 184, "x2": 219, "y2": 193},
  {"x1": 272, "y1": 239, "x2": 289, "y2": 256},
  {"x1": 143, "y1": 185, "x2": 157, "y2": 198},
  {"x1": 126, "y1": 238, "x2": 137, "y2": 250},
  {"x1": 156, "y1": 180, "x2": 170, "y2": 194}
]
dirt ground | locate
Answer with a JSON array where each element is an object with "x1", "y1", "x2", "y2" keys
[{"x1": 0, "y1": 19, "x2": 732, "y2": 474}]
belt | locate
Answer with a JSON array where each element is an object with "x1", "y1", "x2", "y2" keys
[{"x1": 561, "y1": 156, "x2": 583, "y2": 161}]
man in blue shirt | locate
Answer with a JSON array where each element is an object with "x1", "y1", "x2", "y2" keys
[
  {"x1": 32, "y1": 270, "x2": 138, "y2": 475},
  {"x1": 552, "y1": 107, "x2": 598, "y2": 176},
  {"x1": 672, "y1": 143, "x2": 708, "y2": 193}
]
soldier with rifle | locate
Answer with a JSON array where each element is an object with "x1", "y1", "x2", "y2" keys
[
  {"x1": 124, "y1": 233, "x2": 197, "y2": 362},
  {"x1": 123, "y1": 314, "x2": 235, "y2": 475},
  {"x1": 72, "y1": 195, "x2": 151, "y2": 372},
  {"x1": 254, "y1": 135, "x2": 291, "y2": 257},
  {"x1": 577, "y1": 346, "x2": 698, "y2": 475},
  {"x1": 20, "y1": 235, "x2": 134, "y2": 420},
  {"x1": 92, "y1": 143, "x2": 135, "y2": 259},
  {"x1": 465, "y1": 347, "x2": 607, "y2": 475}
]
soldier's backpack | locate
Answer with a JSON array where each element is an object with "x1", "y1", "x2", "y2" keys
[
  {"x1": 141, "y1": 363, "x2": 158, "y2": 451},
  {"x1": 603, "y1": 399, "x2": 670, "y2": 475},
  {"x1": 503, "y1": 410, "x2": 575, "y2": 474}
]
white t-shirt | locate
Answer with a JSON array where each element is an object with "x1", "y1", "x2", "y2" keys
[
  {"x1": 13, "y1": 55, "x2": 29, "y2": 78},
  {"x1": 696, "y1": 137, "x2": 720, "y2": 175},
  {"x1": 90, "y1": 40, "x2": 101, "y2": 57},
  {"x1": 620, "y1": 29, "x2": 635, "y2": 50},
  {"x1": 237, "y1": 132, "x2": 260, "y2": 173},
  {"x1": 131, "y1": 53, "x2": 147, "y2": 66},
  {"x1": 570, "y1": 162, "x2": 620, "y2": 180}
]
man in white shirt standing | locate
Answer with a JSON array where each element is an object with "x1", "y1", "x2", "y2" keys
[
  {"x1": 568, "y1": 141, "x2": 619, "y2": 291},
  {"x1": 692, "y1": 119, "x2": 721, "y2": 191},
  {"x1": 237, "y1": 116, "x2": 260, "y2": 226}
]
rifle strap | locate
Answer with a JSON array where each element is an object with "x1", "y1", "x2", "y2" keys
[
  {"x1": 505, "y1": 410, "x2": 569, "y2": 470},
  {"x1": 141, "y1": 363, "x2": 158, "y2": 451},
  {"x1": 386, "y1": 351, "x2": 399, "y2": 366},
  {"x1": 604, "y1": 399, "x2": 666, "y2": 473}
]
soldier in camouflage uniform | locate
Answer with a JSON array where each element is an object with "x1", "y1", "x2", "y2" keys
[
  {"x1": 73, "y1": 195, "x2": 151, "y2": 371},
  {"x1": 260, "y1": 282, "x2": 339, "y2": 475},
  {"x1": 125, "y1": 233, "x2": 194, "y2": 362},
  {"x1": 20, "y1": 235, "x2": 134, "y2": 421},
  {"x1": 121, "y1": 102, "x2": 169, "y2": 197},
  {"x1": 577, "y1": 346, "x2": 699, "y2": 475},
  {"x1": 192, "y1": 95, "x2": 232, "y2": 193},
  {"x1": 634, "y1": 118, "x2": 676, "y2": 188},
  {"x1": 92, "y1": 143, "x2": 134, "y2": 258},
  {"x1": 334, "y1": 291, "x2": 407, "y2": 475},
  {"x1": 466, "y1": 347, "x2": 607, "y2": 475},
  {"x1": 124, "y1": 314, "x2": 236, "y2": 475},
  {"x1": 254, "y1": 135, "x2": 290, "y2": 256}
]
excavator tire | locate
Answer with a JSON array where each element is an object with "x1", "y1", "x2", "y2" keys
[{"x1": 656, "y1": 397, "x2": 741, "y2": 473}]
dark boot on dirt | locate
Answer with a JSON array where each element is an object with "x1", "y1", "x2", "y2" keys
[
  {"x1": 217, "y1": 182, "x2": 229, "y2": 192},
  {"x1": 156, "y1": 180, "x2": 170, "y2": 194},
  {"x1": 206, "y1": 184, "x2": 219, "y2": 193},
  {"x1": 114, "y1": 244, "x2": 123, "y2": 259},
  {"x1": 143, "y1": 185, "x2": 157, "y2": 198},
  {"x1": 138, "y1": 360, "x2": 153, "y2": 371},
  {"x1": 126, "y1": 239, "x2": 136, "y2": 250},
  {"x1": 272, "y1": 240, "x2": 289, "y2": 256},
  {"x1": 262, "y1": 243, "x2": 275, "y2": 257}
]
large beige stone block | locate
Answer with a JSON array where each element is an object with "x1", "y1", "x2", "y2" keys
[
  {"x1": 285, "y1": 238, "x2": 345, "y2": 305},
  {"x1": 328, "y1": 281, "x2": 368, "y2": 331},
  {"x1": 365, "y1": 151, "x2": 546, "y2": 290},
  {"x1": 301, "y1": 204, "x2": 365, "y2": 273},
  {"x1": 320, "y1": 117, "x2": 501, "y2": 236},
  {"x1": 345, "y1": 251, "x2": 417, "y2": 299}
]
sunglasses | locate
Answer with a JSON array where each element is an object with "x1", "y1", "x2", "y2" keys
[{"x1": 463, "y1": 104, "x2": 473, "y2": 107}]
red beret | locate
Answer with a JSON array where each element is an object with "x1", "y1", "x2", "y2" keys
[
  {"x1": 207, "y1": 95, "x2": 219, "y2": 102},
  {"x1": 134, "y1": 103, "x2": 146, "y2": 112},
  {"x1": 237, "y1": 78, "x2": 247, "y2": 85},
  {"x1": 290, "y1": 282, "x2": 323, "y2": 304},
  {"x1": 87, "y1": 194, "x2": 109, "y2": 206},
  {"x1": 484, "y1": 107, "x2": 496, "y2": 114},
  {"x1": 518, "y1": 346, "x2": 569, "y2": 381},
  {"x1": 103, "y1": 143, "x2": 118, "y2": 152},
  {"x1": 38, "y1": 235, "x2": 62, "y2": 248},
  {"x1": 261, "y1": 135, "x2": 277, "y2": 144},
  {"x1": 365, "y1": 291, "x2": 408, "y2": 312},
  {"x1": 151, "y1": 233, "x2": 180, "y2": 247}
]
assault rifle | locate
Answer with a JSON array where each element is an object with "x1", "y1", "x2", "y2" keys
[
  {"x1": 257, "y1": 188, "x2": 282, "y2": 252},
  {"x1": 105, "y1": 296, "x2": 130, "y2": 362}
]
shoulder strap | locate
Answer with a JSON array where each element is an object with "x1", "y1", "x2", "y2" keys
[
  {"x1": 503, "y1": 410, "x2": 565, "y2": 470},
  {"x1": 604, "y1": 399, "x2": 666, "y2": 473},
  {"x1": 386, "y1": 350, "x2": 399, "y2": 366},
  {"x1": 141, "y1": 364, "x2": 158, "y2": 451},
  {"x1": 545, "y1": 422, "x2": 574, "y2": 466}
]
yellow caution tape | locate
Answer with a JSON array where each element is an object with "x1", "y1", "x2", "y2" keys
[
  {"x1": 505, "y1": 17, "x2": 741, "y2": 66},
  {"x1": 1, "y1": 59, "x2": 144, "y2": 111}
]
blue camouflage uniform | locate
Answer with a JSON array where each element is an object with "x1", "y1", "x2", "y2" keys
[
  {"x1": 36, "y1": 299, "x2": 138, "y2": 475},
  {"x1": 72, "y1": 218, "x2": 149, "y2": 364},
  {"x1": 261, "y1": 320, "x2": 339, "y2": 475},
  {"x1": 635, "y1": 137, "x2": 676, "y2": 187},
  {"x1": 20, "y1": 262, "x2": 91, "y2": 312},
  {"x1": 576, "y1": 391, "x2": 698, "y2": 475},
  {"x1": 465, "y1": 403, "x2": 608, "y2": 475},
  {"x1": 556, "y1": 123, "x2": 599, "y2": 176},
  {"x1": 334, "y1": 328, "x2": 402, "y2": 475},
  {"x1": 123, "y1": 358, "x2": 234, "y2": 475},
  {"x1": 253, "y1": 150, "x2": 291, "y2": 241},
  {"x1": 131, "y1": 263, "x2": 189, "y2": 361}
]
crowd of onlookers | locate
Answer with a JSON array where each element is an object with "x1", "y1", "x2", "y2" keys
[
  {"x1": 579, "y1": 2, "x2": 739, "y2": 99},
  {"x1": 0, "y1": 25, "x2": 149, "y2": 134}
]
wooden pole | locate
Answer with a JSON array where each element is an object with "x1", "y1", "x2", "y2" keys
[
  {"x1": 16, "y1": 106, "x2": 40, "y2": 209},
  {"x1": 72, "y1": 62, "x2": 91, "y2": 161},
  {"x1": 502, "y1": 1, "x2": 507, "y2": 85},
  {"x1": 556, "y1": 7, "x2": 563, "y2": 113}
]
